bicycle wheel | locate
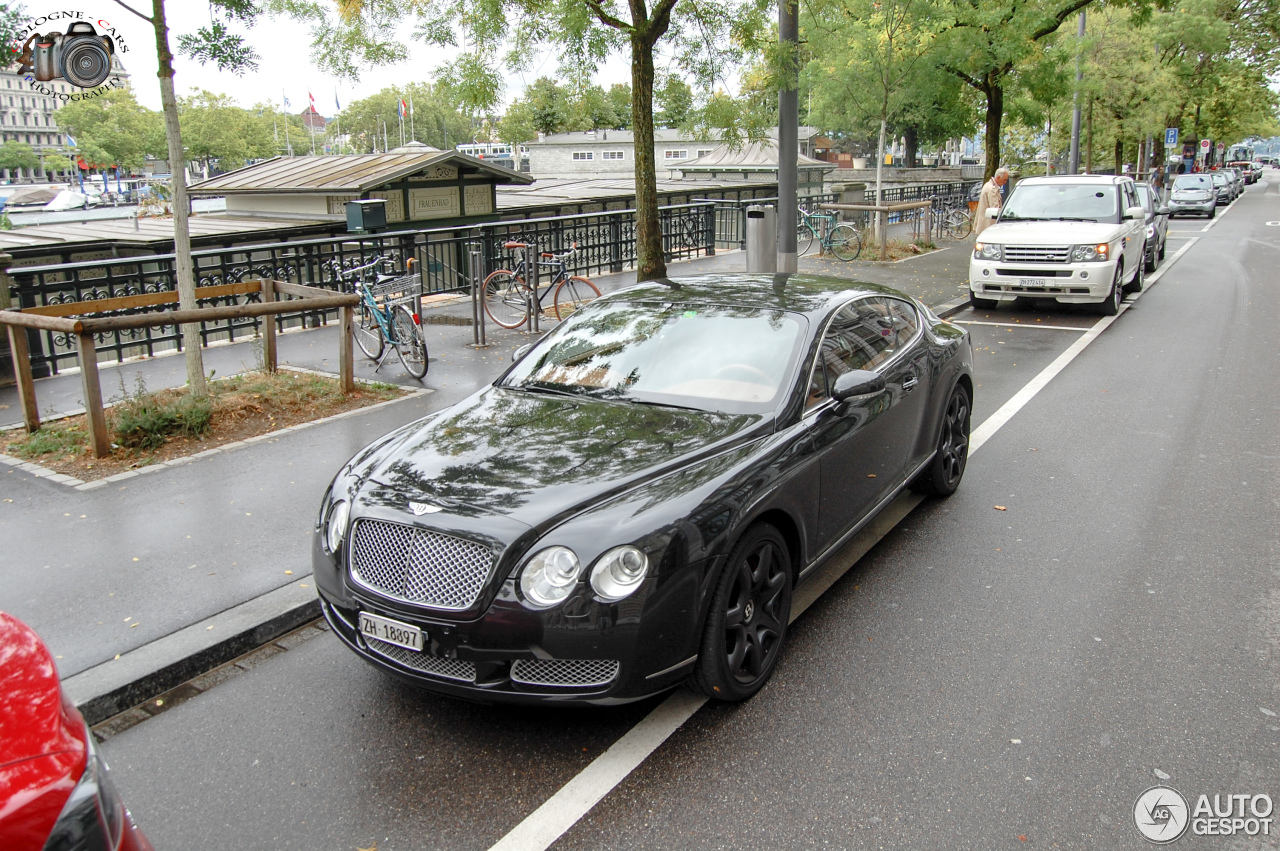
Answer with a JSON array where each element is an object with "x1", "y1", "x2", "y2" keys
[
  {"x1": 948, "y1": 209, "x2": 972, "y2": 239},
  {"x1": 829, "y1": 223, "x2": 862, "y2": 261},
  {"x1": 796, "y1": 222, "x2": 814, "y2": 257},
  {"x1": 554, "y1": 276, "x2": 601, "y2": 320},
  {"x1": 482, "y1": 270, "x2": 530, "y2": 329},
  {"x1": 353, "y1": 301, "x2": 384, "y2": 360},
  {"x1": 391, "y1": 305, "x2": 428, "y2": 379}
]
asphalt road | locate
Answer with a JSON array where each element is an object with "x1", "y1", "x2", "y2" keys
[{"x1": 81, "y1": 175, "x2": 1280, "y2": 847}]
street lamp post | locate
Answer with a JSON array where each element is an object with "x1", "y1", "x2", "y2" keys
[
  {"x1": 1068, "y1": 10, "x2": 1086, "y2": 174},
  {"x1": 778, "y1": 0, "x2": 799, "y2": 274}
]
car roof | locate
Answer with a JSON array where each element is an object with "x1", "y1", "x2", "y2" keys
[{"x1": 602, "y1": 273, "x2": 904, "y2": 316}]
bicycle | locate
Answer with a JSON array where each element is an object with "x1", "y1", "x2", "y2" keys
[
  {"x1": 796, "y1": 208, "x2": 862, "y2": 261},
  {"x1": 935, "y1": 196, "x2": 973, "y2": 239},
  {"x1": 482, "y1": 241, "x2": 601, "y2": 329},
  {"x1": 340, "y1": 256, "x2": 429, "y2": 379}
]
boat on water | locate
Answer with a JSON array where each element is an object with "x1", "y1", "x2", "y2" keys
[{"x1": 42, "y1": 189, "x2": 102, "y2": 212}]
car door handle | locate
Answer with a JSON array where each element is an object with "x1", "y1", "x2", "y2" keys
[{"x1": 903, "y1": 375, "x2": 918, "y2": 392}]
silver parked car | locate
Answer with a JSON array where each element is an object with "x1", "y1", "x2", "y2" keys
[{"x1": 1168, "y1": 173, "x2": 1217, "y2": 218}]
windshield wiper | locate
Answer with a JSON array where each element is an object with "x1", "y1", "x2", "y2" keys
[
  {"x1": 1052, "y1": 217, "x2": 1099, "y2": 222},
  {"x1": 621, "y1": 397, "x2": 707, "y2": 412},
  {"x1": 510, "y1": 382, "x2": 588, "y2": 399},
  {"x1": 1000, "y1": 215, "x2": 1045, "y2": 221}
]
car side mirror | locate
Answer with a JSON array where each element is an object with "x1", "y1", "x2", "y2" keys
[
  {"x1": 831, "y1": 369, "x2": 885, "y2": 403},
  {"x1": 1125, "y1": 206, "x2": 1145, "y2": 219},
  {"x1": 985, "y1": 208, "x2": 999, "y2": 220},
  {"x1": 512, "y1": 343, "x2": 533, "y2": 363},
  {"x1": 1157, "y1": 206, "x2": 1171, "y2": 216}
]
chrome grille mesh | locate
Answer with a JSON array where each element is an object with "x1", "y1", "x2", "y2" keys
[
  {"x1": 365, "y1": 637, "x2": 477, "y2": 682},
  {"x1": 1003, "y1": 245, "x2": 1070, "y2": 263},
  {"x1": 510, "y1": 659, "x2": 621, "y2": 688},
  {"x1": 350, "y1": 519, "x2": 493, "y2": 610}
]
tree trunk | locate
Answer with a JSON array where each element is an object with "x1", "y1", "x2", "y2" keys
[
  {"x1": 904, "y1": 126, "x2": 918, "y2": 168},
  {"x1": 153, "y1": 0, "x2": 207, "y2": 397},
  {"x1": 982, "y1": 81, "x2": 1003, "y2": 181},
  {"x1": 629, "y1": 32, "x2": 665, "y2": 282},
  {"x1": 1085, "y1": 98, "x2": 1093, "y2": 173},
  {"x1": 1114, "y1": 135, "x2": 1122, "y2": 175},
  {"x1": 875, "y1": 116, "x2": 887, "y2": 244}
]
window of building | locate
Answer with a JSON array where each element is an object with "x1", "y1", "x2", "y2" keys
[
  {"x1": 697, "y1": 149, "x2": 713, "y2": 157},
  {"x1": 664, "y1": 150, "x2": 688, "y2": 160},
  {"x1": 572, "y1": 151, "x2": 594, "y2": 161},
  {"x1": 602, "y1": 151, "x2": 625, "y2": 160}
]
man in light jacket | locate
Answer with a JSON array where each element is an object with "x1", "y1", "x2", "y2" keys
[{"x1": 974, "y1": 167, "x2": 1010, "y2": 236}]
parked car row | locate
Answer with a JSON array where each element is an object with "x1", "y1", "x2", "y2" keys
[{"x1": 1225, "y1": 161, "x2": 1262, "y2": 184}]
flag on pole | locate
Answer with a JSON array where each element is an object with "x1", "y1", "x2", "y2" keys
[
  {"x1": 282, "y1": 91, "x2": 291, "y2": 109},
  {"x1": 334, "y1": 90, "x2": 341, "y2": 112},
  {"x1": 308, "y1": 92, "x2": 316, "y2": 111},
  {"x1": 408, "y1": 94, "x2": 414, "y2": 117},
  {"x1": 398, "y1": 99, "x2": 406, "y2": 120},
  {"x1": 66, "y1": 133, "x2": 77, "y2": 147}
]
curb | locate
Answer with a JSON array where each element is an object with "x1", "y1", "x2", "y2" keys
[
  {"x1": 933, "y1": 296, "x2": 971, "y2": 319},
  {"x1": 64, "y1": 581, "x2": 321, "y2": 726}
]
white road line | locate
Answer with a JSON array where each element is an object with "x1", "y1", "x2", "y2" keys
[
  {"x1": 955, "y1": 320, "x2": 1089, "y2": 331},
  {"x1": 485, "y1": 233, "x2": 1205, "y2": 851},
  {"x1": 1201, "y1": 195, "x2": 1240, "y2": 231}
]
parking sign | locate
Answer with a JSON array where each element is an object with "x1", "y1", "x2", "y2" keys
[{"x1": 1165, "y1": 128, "x2": 1178, "y2": 147}]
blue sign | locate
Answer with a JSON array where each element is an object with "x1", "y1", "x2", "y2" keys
[{"x1": 1165, "y1": 127, "x2": 1179, "y2": 147}]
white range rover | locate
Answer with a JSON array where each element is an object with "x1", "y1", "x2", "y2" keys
[{"x1": 969, "y1": 174, "x2": 1148, "y2": 316}]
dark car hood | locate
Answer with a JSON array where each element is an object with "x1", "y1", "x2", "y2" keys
[{"x1": 365, "y1": 386, "x2": 764, "y2": 531}]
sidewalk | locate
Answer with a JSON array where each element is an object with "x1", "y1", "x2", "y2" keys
[{"x1": 0, "y1": 245, "x2": 972, "y2": 724}]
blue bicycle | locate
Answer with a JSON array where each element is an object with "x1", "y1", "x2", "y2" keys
[{"x1": 340, "y1": 257, "x2": 428, "y2": 379}]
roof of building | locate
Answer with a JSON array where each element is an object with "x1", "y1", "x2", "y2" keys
[
  {"x1": 673, "y1": 140, "x2": 835, "y2": 172},
  {"x1": 187, "y1": 152, "x2": 532, "y2": 196},
  {"x1": 495, "y1": 176, "x2": 768, "y2": 211},
  {"x1": 527, "y1": 127, "x2": 824, "y2": 146},
  {"x1": 0, "y1": 213, "x2": 332, "y2": 254}
]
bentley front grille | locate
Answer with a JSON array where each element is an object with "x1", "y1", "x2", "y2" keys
[
  {"x1": 509, "y1": 659, "x2": 621, "y2": 688},
  {"x1": 365, "y1": 637, "x2": 478, "y2": 682},
  {"x1": 349, "y1": 519, "x2": 494, "y2": 611}
]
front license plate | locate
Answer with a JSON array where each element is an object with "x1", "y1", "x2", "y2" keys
[
  {"x1": 1018, "y1": 278, "x2": 1048, "y2": 287},
  {"x1": 359, "y1": 612, "x2": 424, "y2": 651}
]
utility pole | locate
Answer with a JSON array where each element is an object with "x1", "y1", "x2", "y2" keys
[
  {"x1": 778, "y1": 0, "x2": 799, "y2": 274},
  {"x1": 1068, "y1": 10, "x2": 1085, "y2": 174}
]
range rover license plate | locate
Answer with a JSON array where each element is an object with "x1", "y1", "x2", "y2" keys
[
  {"x1": 359, "y1": 612, "x2": 424, "y2": 651},
  {"x1": 1018, "y1": 278, "x2": 1048, "y2": 287}
]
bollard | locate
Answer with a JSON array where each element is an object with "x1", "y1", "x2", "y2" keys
[
  {"x1": 468, "y1": 243, "x2": 490, "y2": 348},
  {"x1": 525, "y1": 243, "x2": 540, "y2": 334},
  {"x1": 745, "y1": 205, "x2": 777, "y2": 273}
]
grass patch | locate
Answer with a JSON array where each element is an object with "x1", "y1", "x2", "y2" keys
[{"x1": 0, "y1": 369, "x2": 407, "y2": 479}]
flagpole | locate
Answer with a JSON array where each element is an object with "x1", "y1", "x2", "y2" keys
[
  {"x1": 409, "y1": 92, "x2": 415, "y2": 143},
  {"x1": 282, "y1": 90, "x2": 292, "y2": 156}
]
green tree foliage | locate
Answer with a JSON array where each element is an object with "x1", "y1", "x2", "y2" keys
[
  {"x1": 0, "y1": 140, "x2": 39, "y2": 171},
  {"x1": 56, "y1": 89, "x2": 163, "y2": 171},
  {"x1": 496, "y1": 98, "x2": 537, "y2": 147},
  {"x1": 0, "y1": 2, "x2": 26, "y2": 69},
  {"x1": 655, "y1": 76, "x2": 693, "y2": 128},
  {"x1": 338, "y1": 83, "x2": 473, "y2": 152},
  {"x1": 606, "y1": 83, "x2": 632, "y2": 130},
  {"x1": 179, "y1": 89, "x2": 276, "y2": 171},
  {"x1": 280, "y1": 0, "x2": 771, "y2": 282}
]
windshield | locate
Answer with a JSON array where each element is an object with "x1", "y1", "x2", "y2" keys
[
  {"x1": 1173, "y1": 175, "x2": 1211, "y2": 190},
  {"x1": 501, "y1": 301, "x2": 807, "y2": 414},
  {"x1": 1212, "y1": 173, "x2": 1228, "y2": 185},
  {"x1": 1000, "y1": 183, "x2": 1118, "y2": 222}
]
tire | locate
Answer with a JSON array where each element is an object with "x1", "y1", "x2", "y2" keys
[
  {"x1": 796, "y1": 223, "x2": 814, "y2": 257},
  {"x1": 829, "y1": 223, "x2": 862, "y2": 261},
  {"x1": 1158, "y1": 236, "x2": 1166, "y2": 260},
  {"x1": 1125, "y1": 256, "x2": 1145, "y2": 294},
  {"x1": 353, "y1": 302, "x2": 384, "y2": 360},
  {"x1": 969, "y1": 290, "x2": 998, "y2": 310},
  {"x1": 1207, "y1": 206, "x2": 1215, "y2": 219},
  {"x1": 391, "y1": 305, "x2": 428, "y2": 379},
  {"x1": 1097, "y1": 264, "x2": 1123, "y2": 315},
  {"x1": 1144, "y1": 243, "x2": 1158, "y2": 273},
  {"x1": 910, "y1": 383, "x2": 971, "y2": 497},
  {"x1": 689, "y1": 524, "x2": 792, "y2": 702},
  {"x1": 553, "y1": 276, "x2": 601, "y2": 321},
  {"x1": 482, "y1": 270, "x2": 530, "y2": 329}
]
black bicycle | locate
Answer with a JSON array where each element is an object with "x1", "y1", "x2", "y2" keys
[{"x1": 482, "y1": 241, "x2": 601, "y2": 329}]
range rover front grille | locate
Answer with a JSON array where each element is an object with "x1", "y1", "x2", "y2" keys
[
  {"x1": 349, "y1": 519, "x2": 494, "y2": 610},
  {"x1": 1002, "y1": 245, "x2": 1071, "y2": 263}
]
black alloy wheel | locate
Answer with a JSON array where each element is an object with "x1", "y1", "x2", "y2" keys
[
  {"x1": 910, "y1": 383, "x2": 971, "y2": 497},
  {"x1": 691, "y1": 524, "x2": 792, "y2": 702},
  {"x1": 1098, "y1": 264, "x2": 1124, "y2": 316}
]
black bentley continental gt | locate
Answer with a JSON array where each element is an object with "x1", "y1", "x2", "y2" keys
[{"x1": 315, "y1": 274, "x2": 974, "y2": 704}]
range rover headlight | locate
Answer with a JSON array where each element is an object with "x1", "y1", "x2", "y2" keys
[
  {"x1": 974, "y1": 242, "x2": 1003, "y2": 261},
  {"x1": 326, "y1": 500, "x2": 350, "y2": 553},
  {"x1": 520, "y1": 546, "x2": 582, "y2": 608},
  {"x1": 590, "y1": 546, "x2": 649, "y2": 602},
  {"x1": 1070, "y1": 243, "x2": 1110, "y2": 262}
]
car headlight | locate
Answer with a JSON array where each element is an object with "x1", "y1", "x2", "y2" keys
[
  {"x1": 590, "y1": 546, "x2": 649, "y2": 602},
  {"x1": 520, "y1": 546, "x2": 582, "y2": 608},
  {"x1": 973, "y1": 242, "x2": 1003, "y2": 261},
  {"x1": 1145, "y1": 225, "x2": 1155, "y2": 238},
  {"x1": 45, "y1": 732, "x2": 126, "y2": 850},
  {"x1": 326, "y1": 500, "x2": 350, "y2": 553},
  {"x1": 1070, "y1": 243, "x2": 1110, "y2": 262}
]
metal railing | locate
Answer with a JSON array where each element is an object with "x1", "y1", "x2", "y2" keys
[
  {"x1": 8, "y1": 202, "x2": 719, "y2": 375},
  {"x1": 699, "y1": 193, "x2": 840, "y2": 249}
]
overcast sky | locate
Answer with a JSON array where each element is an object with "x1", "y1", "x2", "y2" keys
[{"x1": 21, "y1": 0, "x2": 635, "y2": 118}]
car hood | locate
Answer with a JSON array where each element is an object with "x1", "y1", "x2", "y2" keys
[
  {"x1": 0, "y1": 613, "x2": 83, "y2": 768},
  {"x1": 983, "y1": 220, "x2": 1123, "y2": 245},
  {"x1": 361, "y1": 386, "x2": 764, "y2": 532}
]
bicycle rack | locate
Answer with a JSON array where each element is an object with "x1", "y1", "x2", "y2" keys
[
  {"x1": 467, "y1": 241, "x2": 490, "y2": 349},
  {"x1": 524, "y1": 244, "x2": 540, "y2": 335}
]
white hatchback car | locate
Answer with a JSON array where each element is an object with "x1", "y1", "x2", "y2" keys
[{"x1": 970, "y1": 174, "x2": 1147, "y2": 316}]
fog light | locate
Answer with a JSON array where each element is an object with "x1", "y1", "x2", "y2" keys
[
  {"x1": 590, "y1": 546, "x2": 649, "y2": 602},
  {"x1": 982, "y1": 268, "x2": 990, "y2": 277},
  {"x1": 1080, "y1": 271, "x2": 1089, "y2": 279},
  {"x1": 326, "y1": 500, "x2": 349, "y2": 553},
  {"x1": 520, "y1": 546, "x2": 582, "y2": 608}
]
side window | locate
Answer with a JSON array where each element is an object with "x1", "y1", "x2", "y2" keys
[
  {"x1": 886, "y1": 298, "x2": 918, "y2": 350},
  {"x1": 807, "y1": 297, "x2": 918, "y2": 412}
]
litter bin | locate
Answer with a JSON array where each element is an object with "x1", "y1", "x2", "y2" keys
[{"x1": 745, "y1": 205, "x2": 777, "y2": 273}]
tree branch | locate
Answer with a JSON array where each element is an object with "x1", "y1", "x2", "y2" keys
[
  {"x1": 584, "y1": 0, "x2": 633, "y2": 33},
  {"x1": 108, "y1": 0, "x2": 154, "y2": 25},
  {"x1": 1031, "y1": 0, "x2": 1095, "y2": 42}
]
